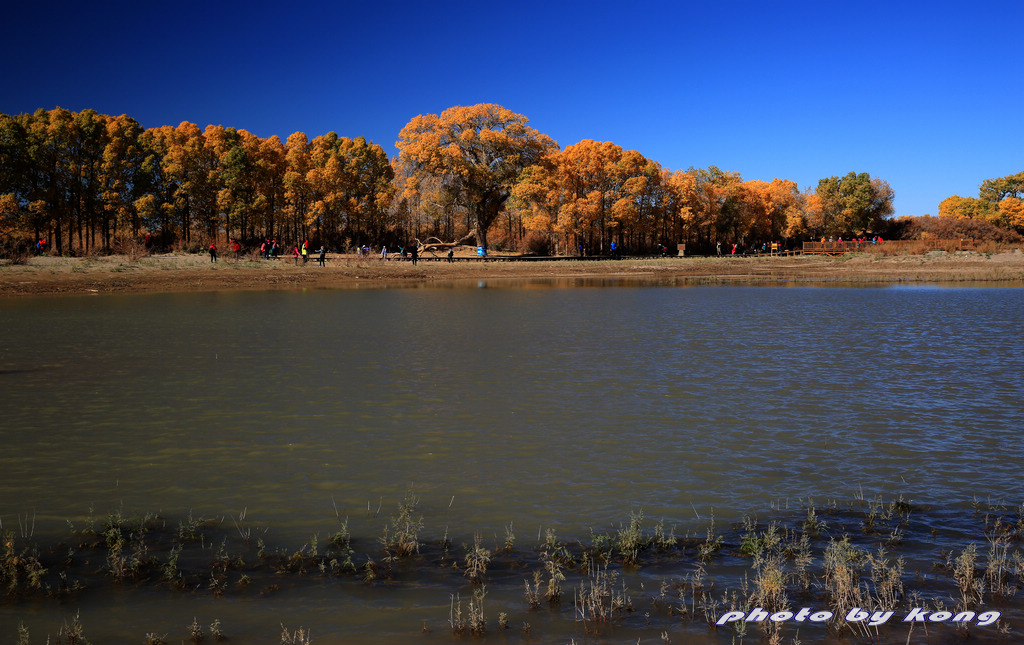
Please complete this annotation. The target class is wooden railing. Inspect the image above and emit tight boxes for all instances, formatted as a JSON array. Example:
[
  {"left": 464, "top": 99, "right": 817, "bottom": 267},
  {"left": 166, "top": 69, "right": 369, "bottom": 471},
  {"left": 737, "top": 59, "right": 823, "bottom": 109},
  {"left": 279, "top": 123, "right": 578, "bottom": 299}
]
[{"left": 802, "top": 239, "right": 976, "bottom": 254}]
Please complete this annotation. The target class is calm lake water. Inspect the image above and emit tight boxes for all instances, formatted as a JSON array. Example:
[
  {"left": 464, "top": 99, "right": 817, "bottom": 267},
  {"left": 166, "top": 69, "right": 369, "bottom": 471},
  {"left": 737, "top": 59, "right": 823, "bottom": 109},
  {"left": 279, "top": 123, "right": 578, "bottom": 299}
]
[{"left": 1, "top": 281, "right": 1022, "bottom": 643}]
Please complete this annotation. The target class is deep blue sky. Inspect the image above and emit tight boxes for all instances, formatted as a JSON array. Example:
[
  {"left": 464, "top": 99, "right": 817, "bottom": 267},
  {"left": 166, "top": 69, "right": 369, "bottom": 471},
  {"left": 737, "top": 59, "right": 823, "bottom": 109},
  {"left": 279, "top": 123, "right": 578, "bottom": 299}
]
[{"left": 3, "top": 0, "right": 1022, "bottom": 216}]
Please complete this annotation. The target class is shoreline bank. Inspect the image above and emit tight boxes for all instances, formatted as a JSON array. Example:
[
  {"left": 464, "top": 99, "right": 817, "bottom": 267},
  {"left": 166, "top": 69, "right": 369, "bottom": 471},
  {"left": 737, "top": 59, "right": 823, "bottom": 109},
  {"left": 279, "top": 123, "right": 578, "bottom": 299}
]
[{"left": 2, "top": 250, "right": 1023, "bottom": 298}]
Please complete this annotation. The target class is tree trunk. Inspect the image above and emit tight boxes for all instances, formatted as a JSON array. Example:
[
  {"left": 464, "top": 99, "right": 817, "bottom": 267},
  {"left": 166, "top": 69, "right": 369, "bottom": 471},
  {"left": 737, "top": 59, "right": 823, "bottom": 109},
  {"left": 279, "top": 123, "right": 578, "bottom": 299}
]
[
  {"left": 472, "top": 221, "right": 488, "bottom": 250},
  {"left": 472, "top": 189, "right": 507, "bottom": 250}
]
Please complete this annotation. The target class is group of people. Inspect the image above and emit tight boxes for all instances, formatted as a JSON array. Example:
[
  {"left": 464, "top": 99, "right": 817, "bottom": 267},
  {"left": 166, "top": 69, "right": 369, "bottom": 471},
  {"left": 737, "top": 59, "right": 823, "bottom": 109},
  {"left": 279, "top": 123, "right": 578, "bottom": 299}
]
[
  {"left": 207, "top": 239, "right": 326, "bottom": 265},
  {"left": 717, "top": 241, "right": 787, "bottom": 256},
  {"left": 207, "top": 239, "right": 241, "bottom": 260},
  {"left": 288, "top": 240, "right": 325, "bottom": 266},
  {"left": 203, "top": 239, "right": 467, "bottom": 265},
  {"left": 259, "top": 239, "right": 281, "bottom": 259},
  {"left": 373, "top": 244, "right": 428, "bottom": 264},
  {"left": 819, "top": 235, "right": 884, "bottom": 247},
  {"left": 348, "top": 243, "right": 440, "bottom": 263}
]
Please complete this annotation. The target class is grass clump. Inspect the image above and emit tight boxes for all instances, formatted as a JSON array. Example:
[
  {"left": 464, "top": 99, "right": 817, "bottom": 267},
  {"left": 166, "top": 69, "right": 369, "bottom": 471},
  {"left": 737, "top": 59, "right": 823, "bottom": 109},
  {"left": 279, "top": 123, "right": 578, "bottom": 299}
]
[
  {"left": 1, "top": 531, "right": 48, "bottom": 597},
  {"left": 449, "top": 587, "right": 487, "bottom": 635},
  {"left": 463, "top": 533, "right": 490, "bottom": 583},
  {"left": 739, "top": 516, "right": 782, "bottom": 558},
  {"left": 616, "top": 509, "right": 651, "bottom": 565},
  {"left": 279, "top": 625, "right": 311, "bottom": 645},
  {"left": 54, "top": 612, "right": 89, "bottom": 645},
  {"left": 574, "top": 566, "right": 631, "bottom": 634},
  {"left": 380, "top": 491, "right": 423, "bottom": 559},
  {"left": 327, "top": 517, "right": 356, "bottom": 572}
]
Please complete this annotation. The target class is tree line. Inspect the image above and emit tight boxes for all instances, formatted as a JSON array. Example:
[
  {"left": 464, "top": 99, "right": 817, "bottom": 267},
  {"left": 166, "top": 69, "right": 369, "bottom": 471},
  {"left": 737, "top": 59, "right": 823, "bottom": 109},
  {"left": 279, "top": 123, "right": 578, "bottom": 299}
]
[
  {"left": 7, "top": 103, "right": 1012, "bottom": 257},
  {"left": 394, "top": 105, "right": 896, "bottom": 255},
  {"left": 938, "top": 172, "right": 1024, "bottom": 232},
  {"left": 0, "top": 108, "right": 394, "bottom": 255}
]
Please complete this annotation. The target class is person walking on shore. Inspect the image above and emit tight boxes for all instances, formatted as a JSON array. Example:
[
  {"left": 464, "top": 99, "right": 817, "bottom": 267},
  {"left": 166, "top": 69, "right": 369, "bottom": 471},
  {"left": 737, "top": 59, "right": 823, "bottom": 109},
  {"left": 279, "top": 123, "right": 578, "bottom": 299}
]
[
  {"left": 380, "top": 245, "right": 388, "bottom": 261},
  {"left": 317, "top": 246, "right": 326, "bottom": 267},
  {"left": 209, "top": 242, "right": 217, "bottom": 263}
]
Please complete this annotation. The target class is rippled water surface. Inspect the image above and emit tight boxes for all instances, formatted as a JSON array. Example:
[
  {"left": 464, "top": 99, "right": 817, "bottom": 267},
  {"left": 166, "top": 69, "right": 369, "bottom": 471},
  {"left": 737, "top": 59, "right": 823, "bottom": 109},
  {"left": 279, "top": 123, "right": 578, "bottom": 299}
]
[{"left": 1, "top": 283, "right": 1022, "bottom": 642}]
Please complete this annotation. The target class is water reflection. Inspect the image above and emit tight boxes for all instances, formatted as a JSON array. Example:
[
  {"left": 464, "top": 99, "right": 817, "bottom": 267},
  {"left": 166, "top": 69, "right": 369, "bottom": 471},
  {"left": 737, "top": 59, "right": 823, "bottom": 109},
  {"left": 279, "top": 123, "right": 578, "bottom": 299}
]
[
  {"left": 2, "top": 286, "right": 1022, "bottom": 530},
  {"left": 382, "top": 276, "right": 1024, "bottom": 290}
]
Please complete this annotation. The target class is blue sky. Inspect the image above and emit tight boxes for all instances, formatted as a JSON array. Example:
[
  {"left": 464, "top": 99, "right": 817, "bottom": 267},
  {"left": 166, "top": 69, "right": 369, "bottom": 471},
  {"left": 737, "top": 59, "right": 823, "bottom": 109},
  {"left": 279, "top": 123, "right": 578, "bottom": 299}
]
[{"left": 3, "top": 0, "right": 1022, "bottom": 217}]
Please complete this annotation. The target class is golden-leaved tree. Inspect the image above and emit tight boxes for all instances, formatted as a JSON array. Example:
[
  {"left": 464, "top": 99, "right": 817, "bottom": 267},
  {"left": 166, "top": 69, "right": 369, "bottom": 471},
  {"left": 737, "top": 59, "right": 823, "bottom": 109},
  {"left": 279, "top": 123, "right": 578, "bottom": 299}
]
[
  {"left": 659, "top": 169, "right": 698, "bottom": 245},
  {"left": 514, "top": 144, "right": 727, "bottom": 254},
  {"left": 283, "top": 132, "right": 314, "bottom": 237},
  {"left": 137, "top": 121, "right": 220, "bottom": 245},
  {"left": 305, "top": 133, "right": 394, "bottom": 245},
  {"left": 938, "top": 195, "right": 998, "bottom": 222},
  {"left": 999, "top": 197, "right": 1024, "bottom": 231},
  {"left": 611, "top": 149, "right": 665, "bottom": 250},
  {"left": 515, "top": 139, "right": 624, "bottom": 253},
  {"left": 735, "top": 179, "right": 803, "bottom": 242},
  {"left": 396, "top": 104, "right": 556, "bottom": 250}
]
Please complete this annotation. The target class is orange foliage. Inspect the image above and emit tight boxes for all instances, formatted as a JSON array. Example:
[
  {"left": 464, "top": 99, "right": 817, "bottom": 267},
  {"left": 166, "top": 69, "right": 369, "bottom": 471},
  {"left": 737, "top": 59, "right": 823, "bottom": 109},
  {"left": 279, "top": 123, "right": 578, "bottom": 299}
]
[{"left": 999, "top": 197, "right": 1024, "bottom": 231}]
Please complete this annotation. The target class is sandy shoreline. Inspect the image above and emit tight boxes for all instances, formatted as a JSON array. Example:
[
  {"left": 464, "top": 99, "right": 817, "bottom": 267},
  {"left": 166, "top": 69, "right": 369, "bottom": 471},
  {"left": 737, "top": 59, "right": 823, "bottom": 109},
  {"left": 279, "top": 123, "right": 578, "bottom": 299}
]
[{"left": 2, "top": 250, "right": 1023, "bottom": 297}]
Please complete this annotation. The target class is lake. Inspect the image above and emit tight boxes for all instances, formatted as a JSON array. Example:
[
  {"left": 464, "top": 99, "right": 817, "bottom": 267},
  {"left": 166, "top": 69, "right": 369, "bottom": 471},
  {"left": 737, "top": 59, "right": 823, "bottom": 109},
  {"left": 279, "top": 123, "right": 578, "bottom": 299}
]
[{"left": 1, "top": 282, "right": 1022, "bottom": 643}]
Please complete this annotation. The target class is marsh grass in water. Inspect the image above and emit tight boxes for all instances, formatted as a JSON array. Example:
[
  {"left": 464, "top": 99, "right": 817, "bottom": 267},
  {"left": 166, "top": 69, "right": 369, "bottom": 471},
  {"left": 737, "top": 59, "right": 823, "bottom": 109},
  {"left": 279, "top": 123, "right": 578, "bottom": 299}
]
[
  {"left": 449, "top": 586, "right": 487, "bottom": 635},
  {"left": 462, "top": 533, "right": 490, "bottom": 583},
  {"left": 4, "top": 494, "right": 1024, "bottom": 642},
  {"left": 279, "top": 625, "right": 311, "bottom": 645},
  {"left": 380, "top": 490, "right": 422, "bottom": 560}
]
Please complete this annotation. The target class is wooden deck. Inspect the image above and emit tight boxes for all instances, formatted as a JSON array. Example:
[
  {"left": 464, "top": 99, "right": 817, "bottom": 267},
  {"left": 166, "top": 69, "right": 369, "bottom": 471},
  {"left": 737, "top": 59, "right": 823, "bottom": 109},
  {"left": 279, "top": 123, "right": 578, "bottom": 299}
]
[
  {"left": 411, "top": 254, "right": 611, "bottom": 262},
  {"left": 273, "top": 253, "right": 622, "bottom": 264},
  {"left": 261, "top": 240, "right": 980, "bottom": 263}
]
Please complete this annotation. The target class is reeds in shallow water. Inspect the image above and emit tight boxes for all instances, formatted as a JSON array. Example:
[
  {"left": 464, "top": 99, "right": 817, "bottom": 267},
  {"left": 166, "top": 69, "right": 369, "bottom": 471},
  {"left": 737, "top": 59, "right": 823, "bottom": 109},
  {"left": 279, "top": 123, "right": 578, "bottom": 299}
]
[{"left": 5, "top": 493, "right": 1024, "bottom": 642}]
